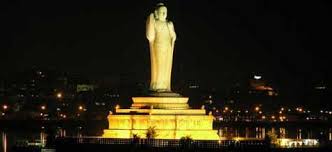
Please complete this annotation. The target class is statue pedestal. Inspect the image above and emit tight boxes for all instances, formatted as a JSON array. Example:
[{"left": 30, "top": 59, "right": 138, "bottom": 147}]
[
  {"left": 131, "top": 97, "right": 189, "bottom": 109},
  {"left": 103, "top": 96, "right": 219, "bottom": 140}
]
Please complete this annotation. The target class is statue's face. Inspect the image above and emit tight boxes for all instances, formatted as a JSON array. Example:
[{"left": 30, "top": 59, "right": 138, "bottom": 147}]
[{"left": 156, "top": 6, "right": 167, "bottom": 21}]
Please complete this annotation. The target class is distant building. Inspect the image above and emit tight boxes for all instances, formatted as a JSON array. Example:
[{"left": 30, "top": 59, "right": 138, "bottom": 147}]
[
  {"left": 76, "top": 84, "right": 95, "bottom": 92},
  {"left": 225, "top": 74, "right": 280, "bottom": 111},
  {"left": 249, "top": 75, "right": 278, "bottom": 97},
  {"left": 313, "top": 81, "right": 327, "bottom": 91}
]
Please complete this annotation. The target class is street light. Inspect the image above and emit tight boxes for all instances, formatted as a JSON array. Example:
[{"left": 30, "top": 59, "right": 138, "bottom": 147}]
[
  {"left": 3, "top": 105, "right": 8, "bottom": 110},
  {"left": 41, "top": 105, "right": 46, "bottom": 110},
  {"left": 224, "top": 107, "right": 229, "bottom": 111},
  {"left": 78, "top": 105, "right": 83, "bottom": 111},
  {"left": 56, "top": 93, "right": 62, "bottom": 98},
  {"left": 255, "top": 106, "right": 260, "bottom": 112}
]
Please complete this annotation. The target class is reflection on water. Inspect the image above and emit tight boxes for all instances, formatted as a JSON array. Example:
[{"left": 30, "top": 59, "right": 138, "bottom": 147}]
[
  {"left": 0, "top": 127, "right": 83, "bottom": 151},
  {"left": 40, "top": 131, "right": 46, "bottom": 146},
  {"left": 2, "top": 132, "right": 6, "bottom": 152},
  {"left": 271, "top": 127, "right": 276, "bottom": 135},
  {"left": 280, "top": 127, "right": 286, "bottom": 138},
  {"left": 218, "top": 126, "right": 329, "bottom": 140},
  {"left": 255, "top": 127, "right": 265, "bottom": 139},
  {"left": 245, "top": 127, "right": 249, "bottom": 138},
  {"left": 297, "top": 129, "right": 302, "bottom": 139},
  {"left": 330, "top": 128, "right": 332, "bottom": 141},
  {"left": 59, "top": 128, "right": 66, "bottom": 137},
  {"left": 1, "top": 126, "right": 331, "bottom": 150}
]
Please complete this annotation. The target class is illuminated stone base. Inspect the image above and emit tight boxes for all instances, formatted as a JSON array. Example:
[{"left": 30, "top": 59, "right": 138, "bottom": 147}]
[
  {"left": 103, "top": 97, "right": 219, "bottom": 140},
  {"left": 103, "top": 129, "right": 219, "bottom": 140}
]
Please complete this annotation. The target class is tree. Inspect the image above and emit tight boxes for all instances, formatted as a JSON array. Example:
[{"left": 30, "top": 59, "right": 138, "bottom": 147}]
[
  {"left": 132, "top": 133, "right": 141, "bottom": 144},
  {"left": 266, "top": 131, "right": 278, "bottom": 147},
  {"left": 131, "top": 133, "right": 141, "bottom": 150},
  {"left": 146, "top": 126, "right": 158, "bottom": 139},
  {"left": 180, "top": 135, "right": 193, "bottom": 150}
]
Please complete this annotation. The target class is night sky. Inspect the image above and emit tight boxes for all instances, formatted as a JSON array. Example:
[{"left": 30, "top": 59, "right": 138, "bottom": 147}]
[{"left": 1, "top": 1, "right": 331, "bottom": 104}]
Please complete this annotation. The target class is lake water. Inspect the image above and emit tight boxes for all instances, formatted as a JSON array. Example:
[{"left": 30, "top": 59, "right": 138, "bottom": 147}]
[{"left": 1, "top": 123, "right": 332, "bottom": 152}]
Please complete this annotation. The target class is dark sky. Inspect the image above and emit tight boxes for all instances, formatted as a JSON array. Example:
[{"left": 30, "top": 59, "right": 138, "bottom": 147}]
[{"left": 1, "top": 1, "right": 331, "bottom": 101}]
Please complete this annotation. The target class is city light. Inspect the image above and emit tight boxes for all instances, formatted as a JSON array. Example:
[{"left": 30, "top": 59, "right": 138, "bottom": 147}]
[
  {"left": 296, "top": 107, "right": 303, "bottom": 112},
  {"left": 56, "top": 93, "right": 62, "bottom": 98},
  {"left": 279, "top": 116, "right": 284, "bottom": 121},
  {"left": 3, "top": 105, "right": 8, "bottom": 110},
  {"left": 255, "top": 106, "right": 260, "bottom": 112},
  {"left": 224, "top": 107, "right": 229, "bottom": 111},
  {"left": 254, "top": 75, "right": 262, "bottom": 80},
  {"left": 60, "top": 114, "right": 66, "bottom": 118},
  {"left": 79, "top": 105, "right": 84, "bottom": 111},
  {"left": 41, "top": 105, "right": 46, "bottom": 110}
]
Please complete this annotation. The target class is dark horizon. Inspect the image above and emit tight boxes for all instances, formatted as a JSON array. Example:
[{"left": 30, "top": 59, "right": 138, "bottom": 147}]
[{"left": 1, "top": 1, "right": 331, "bottom": 105}]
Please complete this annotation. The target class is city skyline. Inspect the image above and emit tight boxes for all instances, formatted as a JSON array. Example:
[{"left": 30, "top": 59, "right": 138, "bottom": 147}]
[{"left": 1, "top": 1, "right": 331, "bottom": 104}]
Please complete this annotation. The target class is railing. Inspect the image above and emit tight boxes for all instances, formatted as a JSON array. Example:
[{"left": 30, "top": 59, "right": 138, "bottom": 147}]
[{"left": 55, "top": 137, "right": 268, "bottom": 149}]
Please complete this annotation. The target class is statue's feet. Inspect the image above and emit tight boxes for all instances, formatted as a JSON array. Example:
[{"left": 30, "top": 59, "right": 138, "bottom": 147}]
[
  {"left": 155, "top": 89, "right": 171, "bottom": 93},
  {"left": 148, "top": 90, "right": 181, "bottom": 97}
]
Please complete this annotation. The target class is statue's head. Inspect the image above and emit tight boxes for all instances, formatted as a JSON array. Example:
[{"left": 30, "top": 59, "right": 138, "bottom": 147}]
[{"left": 154, "top": 3, "right": 167, "bottom": 21}]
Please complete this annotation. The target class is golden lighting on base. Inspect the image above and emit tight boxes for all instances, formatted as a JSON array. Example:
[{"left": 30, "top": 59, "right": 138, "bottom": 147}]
[{"left": 103, "top": 97, "right": 219, "bottom": 140}]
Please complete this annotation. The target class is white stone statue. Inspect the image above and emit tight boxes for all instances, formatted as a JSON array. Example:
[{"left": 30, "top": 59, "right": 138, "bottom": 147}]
[{"left": 146, "top": 3, "right": 176, "bottom": 93}]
